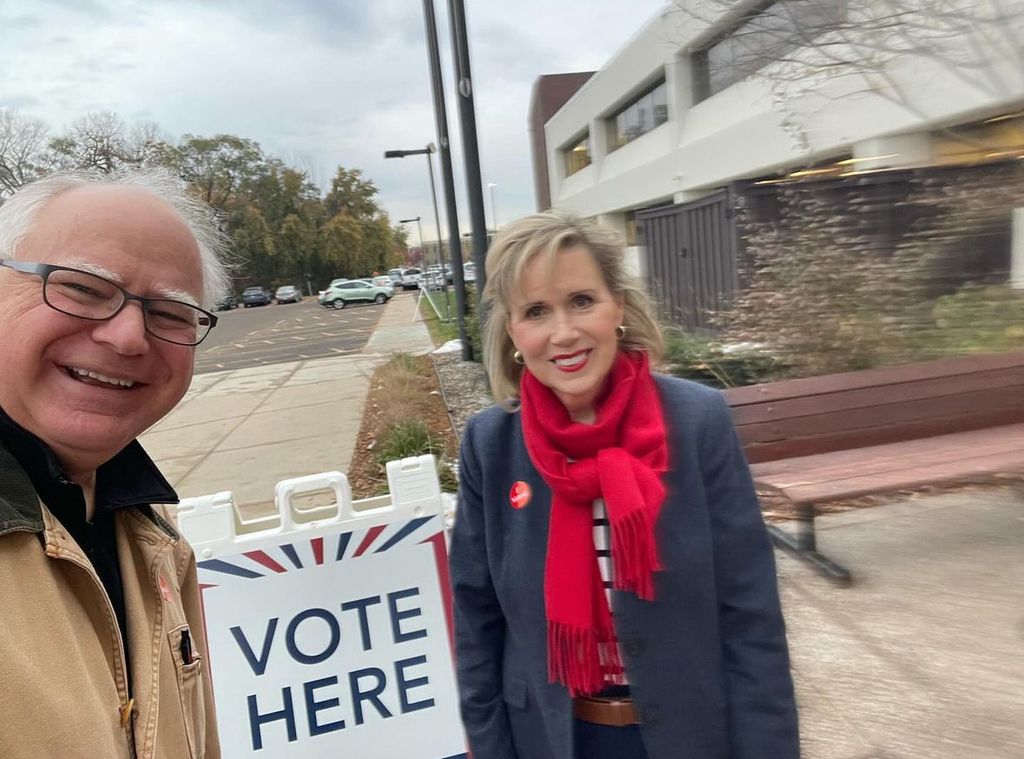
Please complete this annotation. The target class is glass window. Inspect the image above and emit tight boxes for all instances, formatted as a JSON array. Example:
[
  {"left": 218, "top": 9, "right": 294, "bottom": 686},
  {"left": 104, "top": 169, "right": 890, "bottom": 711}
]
[
  {"left": 563, "top": 132, "right": 591, "bottom": 177},
  {"left": 609, "top": 79, "right": 668, "bottom": 150},
  {"left": 693, "top": 0, "right": 844, "bottom": 102}
]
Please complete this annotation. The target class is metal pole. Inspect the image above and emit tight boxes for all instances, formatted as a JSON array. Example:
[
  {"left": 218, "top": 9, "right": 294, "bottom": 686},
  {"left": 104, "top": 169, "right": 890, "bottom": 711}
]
[
  {"left": 447, "top": 0, "right": 488, "bottom": 299},
  {"left": 488, "top": 182, "right": 498, "bottom": 235},
  {"left": 422, "top": 0, "right": 471, "bottom": 360},
  {"left": 414, "top": 217, "right": 425, "bottom": 266},
  {"left": 424, "top": 149, "right": 450, "bottom": 321}
]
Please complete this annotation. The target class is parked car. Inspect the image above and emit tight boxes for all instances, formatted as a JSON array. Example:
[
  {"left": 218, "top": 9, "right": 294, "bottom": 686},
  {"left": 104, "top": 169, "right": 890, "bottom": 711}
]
[
  {"left": 275, "top": 285, "right": 303, "bottom": 304},
  {"left": 320, "top": 279, "right": 393, "bottom": 309},
  {"left": 424, "top": 267, "right": 446, "bottom": 290},
  {"left": 241, "top": 286, "right": 272, "bottom": 307},
  {"left": 388, "top": 267, "right": 422, "bottom": 290},
  {"left": 371, "top": 275, "right": 395, "bottom": 296},
  {"left": 464, "top": 262, "right": 477, "bottom": 284},
  {"left": 214, "top": 292, "right": 238, "bottom": 311}
]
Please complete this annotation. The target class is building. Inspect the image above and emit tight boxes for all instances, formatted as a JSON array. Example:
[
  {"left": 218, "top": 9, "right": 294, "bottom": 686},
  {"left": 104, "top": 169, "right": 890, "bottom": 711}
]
[{"left": 530, "top": 0, "right": 1024, "bottom": 328}]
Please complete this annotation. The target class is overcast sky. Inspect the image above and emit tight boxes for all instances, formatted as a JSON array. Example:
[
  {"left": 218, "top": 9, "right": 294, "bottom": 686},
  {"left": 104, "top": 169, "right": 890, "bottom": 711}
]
[{"left": 0, "top": 0, "right": 668, "bottom": 243}]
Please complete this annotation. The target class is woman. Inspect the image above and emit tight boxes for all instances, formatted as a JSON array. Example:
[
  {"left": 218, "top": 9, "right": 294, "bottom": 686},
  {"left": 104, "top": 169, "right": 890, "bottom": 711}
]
[{"left": 449, "top": 211, "right": 799, "bottom": 759}]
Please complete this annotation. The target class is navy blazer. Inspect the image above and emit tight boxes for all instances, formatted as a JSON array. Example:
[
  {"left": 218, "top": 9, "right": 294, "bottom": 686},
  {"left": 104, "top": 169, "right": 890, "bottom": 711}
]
[{"left": 449, "top": 375, "right": 800, "bottom": 759}]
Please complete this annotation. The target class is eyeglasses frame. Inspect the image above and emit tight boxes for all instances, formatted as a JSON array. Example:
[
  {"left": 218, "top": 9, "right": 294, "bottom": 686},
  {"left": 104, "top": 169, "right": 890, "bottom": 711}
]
[{"left": 0, "top": 259, "right": 218, "bottom": 346}]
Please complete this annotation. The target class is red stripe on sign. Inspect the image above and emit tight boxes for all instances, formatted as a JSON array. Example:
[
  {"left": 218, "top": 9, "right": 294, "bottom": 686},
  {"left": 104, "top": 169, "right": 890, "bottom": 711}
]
[
  {"left": 353, "top": 525, "right": 386, "bottom": 557},
  {"left": 243, "top": 550, "right": 288, "bottom": 573},
  {"left": 422, "top": 532, "right": 455, "bottom": 654},
  {"left": 312, "top": 537, "right": 324, "bottom": 565}
]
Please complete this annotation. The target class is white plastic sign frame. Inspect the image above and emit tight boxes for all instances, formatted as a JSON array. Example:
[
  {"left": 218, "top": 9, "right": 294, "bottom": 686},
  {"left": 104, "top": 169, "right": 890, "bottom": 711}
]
[{"left": 174, "top": 455, "right": 468, "bottom": 759}]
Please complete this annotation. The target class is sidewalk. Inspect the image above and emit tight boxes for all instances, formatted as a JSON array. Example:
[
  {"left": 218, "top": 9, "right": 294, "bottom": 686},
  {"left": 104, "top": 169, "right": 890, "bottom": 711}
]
[
  {"left": 144, "top": 298, "right": 1024, "bottom": 757},
  {"left": 139, "top": 293, "right": 433, "bottom": 507}
]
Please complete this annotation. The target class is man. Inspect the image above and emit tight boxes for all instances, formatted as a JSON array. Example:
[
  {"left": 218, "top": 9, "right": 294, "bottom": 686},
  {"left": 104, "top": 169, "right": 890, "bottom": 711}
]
[{"left": 0, "top": 169, "right": 226, "bottom": 758}]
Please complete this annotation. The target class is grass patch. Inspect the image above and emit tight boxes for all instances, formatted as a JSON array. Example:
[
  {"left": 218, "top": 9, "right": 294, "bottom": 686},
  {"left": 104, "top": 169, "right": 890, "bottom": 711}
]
[
  {"left": 418, "top": 286, "right": 483, "bottom": 360},
  {"left": 347, "top": 352, "right": 460, "bottom": 497},
  {"left": 419, "top": 292, "right": 459, "bottom": 346}
]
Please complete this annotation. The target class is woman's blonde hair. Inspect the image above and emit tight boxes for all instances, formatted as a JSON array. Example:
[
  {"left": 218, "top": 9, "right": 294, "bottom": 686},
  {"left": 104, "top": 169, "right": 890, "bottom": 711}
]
[{"left": 482, "top": 210, "right": 663, "bottom": 407}]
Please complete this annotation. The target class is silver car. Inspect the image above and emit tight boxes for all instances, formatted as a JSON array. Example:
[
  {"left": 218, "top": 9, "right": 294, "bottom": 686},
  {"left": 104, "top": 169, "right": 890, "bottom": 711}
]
[
  {"left": 274, "top": 285, "right": 303, "bottom": 304},
  {"left": 320, "top": 279, "right": 392, "bottom": 309}
]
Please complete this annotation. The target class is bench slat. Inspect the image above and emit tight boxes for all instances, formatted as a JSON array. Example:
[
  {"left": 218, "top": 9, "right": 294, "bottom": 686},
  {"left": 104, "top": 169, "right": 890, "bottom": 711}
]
[
  {"left": 729, "top": 366, "right": 1024, "bottom": 427},
  {"left": 725, "top": 353, "right": 1024, "bottom": 407},
  {"left": 758, "top": 451, "right": 1024, "bottom": 504},
  {"left": 750, "top": 424, "right": 1024, "bottom": 483},
  {"left": 740, "top": 403, "right": 1024, "bottom": 464}
]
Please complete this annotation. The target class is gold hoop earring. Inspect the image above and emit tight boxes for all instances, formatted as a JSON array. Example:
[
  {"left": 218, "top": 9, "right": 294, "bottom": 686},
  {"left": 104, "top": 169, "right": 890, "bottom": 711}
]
[
  {"left": 513, "top": 350, "right": 525, "bottom": 365},
  {"left": 616, "top": 324, "right": 627, "bottom": 340}
]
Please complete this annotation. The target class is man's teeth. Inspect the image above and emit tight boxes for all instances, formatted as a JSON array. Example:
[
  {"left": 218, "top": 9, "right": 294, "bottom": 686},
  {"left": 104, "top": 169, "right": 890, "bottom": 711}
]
[
  {"left": 69, "top": 367, "right": 135, "bottom": 388},
  {"left": 554, "top": 353, "right": 587, "bottom": 367}
]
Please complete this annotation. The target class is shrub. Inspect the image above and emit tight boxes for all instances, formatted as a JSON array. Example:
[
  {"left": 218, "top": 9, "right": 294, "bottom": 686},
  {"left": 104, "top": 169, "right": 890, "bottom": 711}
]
[{"left": 661, "top": 329, "right": 784, "bottom": 388}]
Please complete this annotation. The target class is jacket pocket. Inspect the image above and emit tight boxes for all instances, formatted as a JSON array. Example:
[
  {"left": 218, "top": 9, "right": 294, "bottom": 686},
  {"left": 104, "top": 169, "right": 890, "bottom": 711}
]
[{"left": 168, "top": 624, "right": 207, "bottom": 759}]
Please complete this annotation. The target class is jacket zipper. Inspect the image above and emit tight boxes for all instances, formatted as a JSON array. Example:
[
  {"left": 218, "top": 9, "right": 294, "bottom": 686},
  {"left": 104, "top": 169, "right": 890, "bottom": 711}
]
[{"left": 48, "top": 546, "right": 137, "bottom": 758}]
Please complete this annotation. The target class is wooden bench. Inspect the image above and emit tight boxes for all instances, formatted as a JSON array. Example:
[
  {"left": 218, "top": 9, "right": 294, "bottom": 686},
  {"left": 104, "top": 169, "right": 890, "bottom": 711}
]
[{"left": 723, "top": 353, "right": 1024, "bottom": 585}]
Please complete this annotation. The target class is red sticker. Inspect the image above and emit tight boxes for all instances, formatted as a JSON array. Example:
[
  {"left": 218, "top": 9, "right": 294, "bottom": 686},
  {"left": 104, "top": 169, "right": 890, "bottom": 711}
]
[
  {"left": 509, "top": 481, "right": 532, "bottom": 510},
  {"left": 158, "top": 576, "right": 172, "bottom": 603}
]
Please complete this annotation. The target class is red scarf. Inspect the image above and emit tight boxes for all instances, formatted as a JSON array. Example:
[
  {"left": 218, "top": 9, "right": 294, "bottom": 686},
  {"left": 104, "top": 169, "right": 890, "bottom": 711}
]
[{"left": 519, "top": 350, "right": 668, "bottom": 696}]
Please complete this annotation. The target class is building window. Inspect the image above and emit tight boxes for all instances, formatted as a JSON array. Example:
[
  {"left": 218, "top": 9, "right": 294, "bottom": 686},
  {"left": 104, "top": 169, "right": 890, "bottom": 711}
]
[
  {"left": 563, "top": 132, "right": 591, "bottom": 177},
  {"left": 609, "top": 79, "right": 668, "bottom": 150},
  {"left": 692, "top": 0, "right": 844, "bottom": 102}
]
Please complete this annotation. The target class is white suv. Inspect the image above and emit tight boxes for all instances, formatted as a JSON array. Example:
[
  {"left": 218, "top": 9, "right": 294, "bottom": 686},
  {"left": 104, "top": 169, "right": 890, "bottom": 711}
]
[{"left": 390, "top": 267, "right": 421, "bottom": 290}]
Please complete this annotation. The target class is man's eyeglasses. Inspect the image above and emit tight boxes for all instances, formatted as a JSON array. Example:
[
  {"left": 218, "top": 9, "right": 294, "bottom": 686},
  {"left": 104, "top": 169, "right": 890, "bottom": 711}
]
[{"left": 0, "top": 260, "right": 218, "bottom": 346}]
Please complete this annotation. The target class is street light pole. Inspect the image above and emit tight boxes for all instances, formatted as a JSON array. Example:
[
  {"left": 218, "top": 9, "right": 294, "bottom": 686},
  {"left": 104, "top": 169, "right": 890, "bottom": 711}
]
[
  {"left": 420, "top": 0, "right": 471, "bottom": 361},
  {"left": 386, "top": 145, "right": 451, "bottom": 320},
  {"left": 487, "top": 182, "right": 498, "bottom": 236},
  {"left": 398, "top": 216, "right": 425, "bottom": 263},
  {"left": 447, "top": 0, "right": 488, "bottom": 300},
  {"left": 399, "top": 215, "right": 450, "bottom": 323}
]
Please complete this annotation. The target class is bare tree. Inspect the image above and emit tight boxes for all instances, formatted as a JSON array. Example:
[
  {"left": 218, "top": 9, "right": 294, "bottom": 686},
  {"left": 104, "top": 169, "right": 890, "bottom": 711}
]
[
  {"left": 675, "top": 0, "right": 1024, "bottom": 150},
  {"left": 0, "top": 109, "right": 50, "bottom": 197}
]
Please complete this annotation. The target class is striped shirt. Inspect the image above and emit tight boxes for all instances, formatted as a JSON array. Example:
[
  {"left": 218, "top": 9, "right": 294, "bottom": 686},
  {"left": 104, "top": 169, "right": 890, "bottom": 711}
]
[{"left": 593, "top": 498, "right": 629, "bottom": 683}]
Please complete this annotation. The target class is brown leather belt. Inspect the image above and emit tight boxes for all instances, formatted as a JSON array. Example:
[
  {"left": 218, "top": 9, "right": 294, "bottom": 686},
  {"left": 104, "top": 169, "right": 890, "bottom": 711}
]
[{"left": 572, "top": 695, "right": 640, "bottom": 726}]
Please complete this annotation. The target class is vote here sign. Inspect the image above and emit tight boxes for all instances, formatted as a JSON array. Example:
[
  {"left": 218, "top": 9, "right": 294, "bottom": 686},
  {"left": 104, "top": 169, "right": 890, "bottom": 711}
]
[{"left": 196, "top": 514, "right": 467, "bottom": 759}]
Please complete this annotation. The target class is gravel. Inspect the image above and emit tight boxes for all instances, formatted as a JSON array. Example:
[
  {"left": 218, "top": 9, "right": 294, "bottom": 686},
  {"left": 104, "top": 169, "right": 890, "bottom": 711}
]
[{"left": 430, "top": 350, "right": 493, "bottom": 440}]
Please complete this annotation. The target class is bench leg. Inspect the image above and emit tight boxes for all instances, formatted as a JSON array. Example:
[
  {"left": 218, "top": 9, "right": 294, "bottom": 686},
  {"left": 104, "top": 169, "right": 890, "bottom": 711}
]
[{"left": 767, "top": 503, "right": 852, "bottom": 586}]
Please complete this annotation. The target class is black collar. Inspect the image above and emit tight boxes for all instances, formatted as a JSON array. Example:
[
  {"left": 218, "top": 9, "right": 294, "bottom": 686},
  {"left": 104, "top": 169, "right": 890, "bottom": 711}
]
[{"left": 0, "top": 406, "right": 178, "bottom": 513}]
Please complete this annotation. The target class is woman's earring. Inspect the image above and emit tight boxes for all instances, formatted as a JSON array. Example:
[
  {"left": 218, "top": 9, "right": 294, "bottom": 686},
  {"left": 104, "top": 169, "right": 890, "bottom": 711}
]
[
  {"left": 616, "top": 324, "right": 627, "bottom": 340},
  {"left": 513, "top": 350, "right": 525, "bottom": 365}
]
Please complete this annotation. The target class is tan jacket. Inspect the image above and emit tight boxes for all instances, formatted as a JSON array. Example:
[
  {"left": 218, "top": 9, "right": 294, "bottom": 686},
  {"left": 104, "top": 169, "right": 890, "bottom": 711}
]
[{"left": 0, "top": 448, "right": 220, "bottom": 759}]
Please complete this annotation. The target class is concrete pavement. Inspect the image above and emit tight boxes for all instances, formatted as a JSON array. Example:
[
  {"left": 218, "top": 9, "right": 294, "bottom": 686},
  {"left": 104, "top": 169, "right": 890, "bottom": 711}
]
[
  {"left": 140, "top": 292, "right": 433, "bottom": 508},
  {"left": 143, "top": 294, "right": 1024, "bottom": 757}
]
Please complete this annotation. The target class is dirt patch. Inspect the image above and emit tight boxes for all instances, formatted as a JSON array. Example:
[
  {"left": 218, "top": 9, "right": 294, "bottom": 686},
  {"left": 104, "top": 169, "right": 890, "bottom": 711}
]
[{"left": 347, "top": 354, "right": 459, "bottom": 498}]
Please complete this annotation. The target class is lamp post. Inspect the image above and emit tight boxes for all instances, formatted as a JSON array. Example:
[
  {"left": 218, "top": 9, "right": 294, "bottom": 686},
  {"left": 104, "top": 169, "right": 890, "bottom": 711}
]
[
  {"left": 487, "top": 182, "right": 498, "bottom": 236},
  {"left": 399, "top": 215, "right": 450, "bottom": 322},
  {"left": 398, "top": 216, "right": 425, "bottom": 263},
  {"left": 385, "top": 145, "right": 454, "bottom": 322}
]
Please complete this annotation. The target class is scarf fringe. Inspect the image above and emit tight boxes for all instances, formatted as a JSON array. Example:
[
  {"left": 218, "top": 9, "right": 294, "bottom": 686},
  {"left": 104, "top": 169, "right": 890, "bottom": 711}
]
[
  {"left": 547, "top": 621, "right": 624, "bottom": 697},
  {"left": 611, "top": 506, "right": 659, "bottom": 600}
]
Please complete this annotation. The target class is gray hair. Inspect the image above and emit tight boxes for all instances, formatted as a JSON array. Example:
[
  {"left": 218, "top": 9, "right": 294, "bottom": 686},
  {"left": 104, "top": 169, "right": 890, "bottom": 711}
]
[
  {"left": 482, "top": 210, "right": 664, "bottom": 407},
  {"left": 0, "top": 167, "right": 231, "bottom": 308}
]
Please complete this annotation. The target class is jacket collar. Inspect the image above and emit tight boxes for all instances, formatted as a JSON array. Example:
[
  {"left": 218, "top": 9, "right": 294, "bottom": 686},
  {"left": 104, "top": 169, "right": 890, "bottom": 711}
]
[{"left": 0, "top": 407, "right": 179, "bottom": 536}]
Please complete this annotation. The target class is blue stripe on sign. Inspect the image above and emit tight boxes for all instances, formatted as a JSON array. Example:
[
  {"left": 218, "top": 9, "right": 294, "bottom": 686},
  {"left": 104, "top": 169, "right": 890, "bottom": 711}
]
[
  {"left": 280, "top": 543, "right": 303, "bottom": 569},
  {"left": 197, "top": 559, "right": 262, "bottom": 579},
  {"left": 439, "top": 755, "right": 469, "bottom": 759},
  {"left": 335, "top": 531, "right": 353, "bottom": 561},
  {"left": 375, "top": 516, "right": 434, "bottom": 553}
]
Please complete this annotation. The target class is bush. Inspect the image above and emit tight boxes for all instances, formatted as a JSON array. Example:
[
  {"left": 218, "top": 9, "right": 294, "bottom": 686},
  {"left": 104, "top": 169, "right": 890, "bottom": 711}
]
[
  {"left": 921, "top": 285, "right": 1024, "bottom": 355},
  {"left": 661, "top": 329, "right": 784, "bottom": 388}
]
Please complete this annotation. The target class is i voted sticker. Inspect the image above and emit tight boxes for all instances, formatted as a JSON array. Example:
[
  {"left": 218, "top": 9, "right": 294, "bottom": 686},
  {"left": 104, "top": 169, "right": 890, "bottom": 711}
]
[{"left": 509, "top": 480, "right": 532, "bottom": 509}]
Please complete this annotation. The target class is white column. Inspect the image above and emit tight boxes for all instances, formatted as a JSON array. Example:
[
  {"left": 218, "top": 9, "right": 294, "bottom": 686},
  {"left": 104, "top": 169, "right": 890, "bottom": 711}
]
[{"left": 1012, "top": 207, "right": 1024, "bottom": 290}]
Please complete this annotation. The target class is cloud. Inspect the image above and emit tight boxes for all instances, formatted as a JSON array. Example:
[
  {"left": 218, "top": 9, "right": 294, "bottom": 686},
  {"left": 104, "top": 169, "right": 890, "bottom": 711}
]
[{"left": 0, "top": 0, "right": 669, "bottom": 236}]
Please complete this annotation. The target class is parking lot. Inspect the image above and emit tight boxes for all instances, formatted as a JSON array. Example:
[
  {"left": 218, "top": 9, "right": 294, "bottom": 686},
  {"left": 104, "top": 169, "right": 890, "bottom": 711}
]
[{"left": 195, "top": 295, "right": 396, "bottom": 374}]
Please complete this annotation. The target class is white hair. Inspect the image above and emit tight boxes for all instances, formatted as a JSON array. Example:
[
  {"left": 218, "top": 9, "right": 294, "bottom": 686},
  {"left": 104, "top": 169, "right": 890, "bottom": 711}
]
[{"left": 0, "top": 167, "right": 231, "bottom": 308}]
